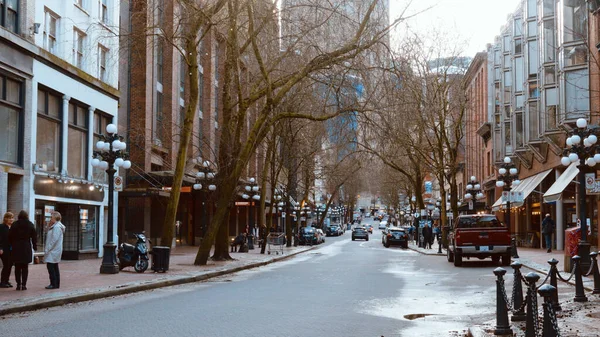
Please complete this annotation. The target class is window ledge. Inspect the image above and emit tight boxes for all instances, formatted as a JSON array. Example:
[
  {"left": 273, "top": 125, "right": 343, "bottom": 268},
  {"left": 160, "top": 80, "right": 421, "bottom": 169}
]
[
  {"left": 74, "top": 4, "right": 90, "bottom": 17},
  {"left": 152, "top": 144, "right": 169, "bottom": 154}
]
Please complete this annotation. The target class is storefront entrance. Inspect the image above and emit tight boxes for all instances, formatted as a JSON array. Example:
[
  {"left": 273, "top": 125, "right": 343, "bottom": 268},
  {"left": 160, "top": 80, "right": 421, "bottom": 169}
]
[{"left": 35, "top": 201, "right": 99, "bottom": 260}]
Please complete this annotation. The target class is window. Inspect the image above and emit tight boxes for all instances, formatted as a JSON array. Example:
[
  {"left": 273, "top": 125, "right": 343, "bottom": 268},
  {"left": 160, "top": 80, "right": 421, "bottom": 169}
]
[
  {"left": 503, "top": 35, "right": 510, "bottom": 52},
  {"left": 67, "top": 102, "right": 88, "bottom": 178},
  {"left": 564, "top": 45, "right": 587, "bottom": 67},
  {"left": 543, "top": 20, "right": 556, "bottom": 63},
  {"left": 564, "top": 0, "right": 587, "bottom": 42},
  {"left": 214, "top": 85, "right": 218, "bottom": 123},
  {"left": 504, "top": 121, "right": 512, "bottom": 153},
  {"left": 565, "top": 69, "right": 590, "bottom": 115},
  {"left": 153, "top": 91, "right": 163, "bottom": 145},
  {"left": 93, "top": 111, "right": 111, "bottom": 182},
  {"left": 156, "top": 38, "right": 163, "bottom": 84},
  {"left": 75, "top": 0, "right": 83, "bottom": 6},
  {"left": 516, "top": 112, "right": 524, "bottom": 148},
  {"left": 545, "top": 88, "right": 559, "bottom": 130},
  {"left": 528, "top": 40, "right": 538, "bottom": 76},
  {"left": 514, "top": 38, "right": 522, "bottom": 54},
  {"left": 516, "top": 95, "right": 525, "bottom": 109},
  {"left": 528, "top": 101, "right": 539, "bottom": 140},
  {"left": 544, "top": 66, "right": 556, "bottom": 85},
  {"left": 514, "top": 18, "right": 522, "bottom": 36},
  {"left": 503, "top": 70, "right": 512, "bottom": 102},
  {"left": 37, "top": 89, "right": 62, "bottom": 172},
  {"left": 179, "top": 55, "right": 186, "bottom": 95},
  {"left": 543, "top": 0, "right": 554, "bottom": 16},
  {"left": 0, "top": 74, "right": 22, "bottom": 165},
  {"left": 528, "top": 20, "right": 537, "bottom": 37},
  {"left": 529, "top": 81, "right": 539, "bottom": 98},
  {"left": 44, "top": 10, "right": 58, "bottom": 54},
  {"left": 157, "top": 0, "right": 164, "bottom": 26},
  {"left": 515, "top": 57, "right": 524, "bottom": 92},
  {"left": 73, "top": 29, "right": 85, "bottom": 68},
  {"left": 0, "top": 0, "right": 19, "bottom": 33},
  {"left": 527, "top": 0, "right": 537, "bottom": 18},
  {"left": 98, "top": 45, "right": 107, "bottom": 82},
  {"left": 494, "top": 49, "right": 501, "bottom": 65},
  {"left": 198, "top": 70, "right": 204, "bottom": 112},
  {"left": 503, "top": 55, "right": 511, "bottom": 69},
  {"left": 100, "top": 0, "right": 108, "bottom": 24}
]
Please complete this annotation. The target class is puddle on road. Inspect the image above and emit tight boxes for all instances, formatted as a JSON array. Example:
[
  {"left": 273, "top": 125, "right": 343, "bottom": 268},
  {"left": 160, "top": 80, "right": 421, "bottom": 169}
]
[{"left": 404, "top": 313, "right": 436, "bottom": 320}]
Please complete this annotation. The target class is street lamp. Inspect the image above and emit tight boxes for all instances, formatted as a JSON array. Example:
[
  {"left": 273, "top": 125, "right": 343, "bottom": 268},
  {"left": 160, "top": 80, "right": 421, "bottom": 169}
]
[
  {"left": 315, "top": 205, "right": 325, "bottom": 228},
  {"left": 496, "top": 156, "right": 521, "bottom": 259},
  {"left": 302, "top": 205, "right": 311, "bottom": 226},
  {"left": 293, "top": 205, "right": 301, "bottom": 246},
  {"left": 91, "top": 123, "right": 131, "bottom": 274},
  {"left": 464, "top": 175, "right": 485, "bottom": 214},
  {"left": 242, "top": 177, "right": 260, "bottom": 250},
  {"left": 193, "top": 160, "right": 217, "bottom": 240},
  {"left": 274, "top": 189, "right": 284, "bottom": 232},
  {"left": 561, "top": 117, "right": 597, "bottom": 270}
]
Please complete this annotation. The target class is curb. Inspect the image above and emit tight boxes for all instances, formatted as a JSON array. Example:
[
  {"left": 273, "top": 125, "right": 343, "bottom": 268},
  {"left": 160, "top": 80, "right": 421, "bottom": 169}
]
[
  {"left": 0, "top": 247, "right": 316, "bottom": 317},
  {"left": 468, "top": 326, "right": 490, "bottom": 337}
]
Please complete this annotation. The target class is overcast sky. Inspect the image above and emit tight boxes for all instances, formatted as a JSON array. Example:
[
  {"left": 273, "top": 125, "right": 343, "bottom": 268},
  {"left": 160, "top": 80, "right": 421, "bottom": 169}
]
[{"left": 390, "top": 0, "right": 522, "bottom": 57}]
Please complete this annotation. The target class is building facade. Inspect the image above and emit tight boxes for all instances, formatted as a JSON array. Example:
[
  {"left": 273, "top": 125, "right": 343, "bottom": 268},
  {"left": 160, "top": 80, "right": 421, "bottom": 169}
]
[
  {"left": 486, "top": 0, "right": 597, "bottom": 251},
  {"left": 0, "top": 0, "right": 121, "bottom": 259}
]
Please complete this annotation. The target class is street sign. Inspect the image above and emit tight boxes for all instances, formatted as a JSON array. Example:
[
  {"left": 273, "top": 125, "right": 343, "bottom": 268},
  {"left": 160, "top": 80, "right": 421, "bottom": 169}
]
[
  {"left": 468, "top": 201, "right": 473, "bottom": 210},
  {"left": 501, "top": 191, "right": 524, "bottom": 202},
  {"left": 114, "top": 176, "right": 123, "bottom": 191}
]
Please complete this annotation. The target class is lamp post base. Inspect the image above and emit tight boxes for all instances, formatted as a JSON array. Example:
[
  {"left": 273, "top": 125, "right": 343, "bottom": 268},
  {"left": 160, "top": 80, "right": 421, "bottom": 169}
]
[
  {"left": 578, "top": 242, "right": 591, "bottom": 272},
  {"left": 100, "top": 243, "right": 119, "bottom": 274}
]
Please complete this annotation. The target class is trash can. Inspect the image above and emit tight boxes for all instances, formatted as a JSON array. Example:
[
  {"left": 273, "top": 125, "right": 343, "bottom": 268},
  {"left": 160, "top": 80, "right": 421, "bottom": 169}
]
[{"left": 151, "top": 246, "right": 170, "bottom": 273}]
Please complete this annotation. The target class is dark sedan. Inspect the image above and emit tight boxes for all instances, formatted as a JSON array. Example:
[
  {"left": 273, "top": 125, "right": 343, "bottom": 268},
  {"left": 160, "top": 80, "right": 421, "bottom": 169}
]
[
  {"left": 326, "top": 225, "right": 341, "bottom": 236},
  {"left": 298, "top": 227, "right": 320, "bottom": 245},
  {"left": 382, "top": 227, "right": 408, "bottom": 248},
  {"left": 352, "top": 227, "right": 369, "bottom": 241}
]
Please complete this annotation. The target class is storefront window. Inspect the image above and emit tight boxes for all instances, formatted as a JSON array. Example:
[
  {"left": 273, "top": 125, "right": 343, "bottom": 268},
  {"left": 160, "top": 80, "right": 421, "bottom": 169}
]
[
  {"left": 80, "top": 207, "right": 98, "bottom": 250},
  {"left": 37, "top": 89, "right": 62, "bottom": 172}
]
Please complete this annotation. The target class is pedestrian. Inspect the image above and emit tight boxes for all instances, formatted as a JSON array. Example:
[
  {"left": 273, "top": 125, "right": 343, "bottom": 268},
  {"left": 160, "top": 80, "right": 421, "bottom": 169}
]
[
  {"left": 541, "top": 213, "right": 555, "bottom": 253},
  {"left": 0, "top": 212, "right": 15, "bottom": 288},
  {"left": 44, "top": 211, "right": 65, "bottom": 289},
  {"left": 8, "top": 210, "right": 37, "bottom": 291},
  {"left": 422, "top": 224, "right": 432, "bottom": 249}
]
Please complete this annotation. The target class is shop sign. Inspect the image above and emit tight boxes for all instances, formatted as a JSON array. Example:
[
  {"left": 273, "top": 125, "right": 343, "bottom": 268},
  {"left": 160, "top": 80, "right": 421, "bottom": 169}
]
[
  {"left": 114, "top": 176, "right": 123, "bottom": 191},
  {"left": 501, "top": 191, "right": 524, "bottom": 203}
]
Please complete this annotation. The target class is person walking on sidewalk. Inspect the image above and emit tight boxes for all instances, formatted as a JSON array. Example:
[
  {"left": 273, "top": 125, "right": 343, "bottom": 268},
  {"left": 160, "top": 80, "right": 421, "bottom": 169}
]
[
  {"left": 8, "top": 210, "right": 37, "bottom": 291},
  {"left": 541, "top": 213, "right": 555, "bottom": 253},
  {"left": 422, "top": 224, "right": 432, "bottom": 249},
  {"left": 44, "top": 211, "right": 65, "bottom": 289},
  {"left": 0, "top": 212, "right": 15, "bottom": 288}
]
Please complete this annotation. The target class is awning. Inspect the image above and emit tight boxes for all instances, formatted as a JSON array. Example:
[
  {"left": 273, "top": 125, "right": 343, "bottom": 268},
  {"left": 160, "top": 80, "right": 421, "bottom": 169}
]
[
  {"left": 543, "top": 163, "right": 579, "bottom": 203},
  {"left": 491, "top": 169, "right": 552, "bottom": 211}
]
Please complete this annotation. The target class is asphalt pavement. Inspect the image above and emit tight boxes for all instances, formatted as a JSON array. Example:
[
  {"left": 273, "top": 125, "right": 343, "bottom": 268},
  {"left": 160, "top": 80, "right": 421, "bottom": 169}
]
[{"left": 0, "top": 222, "right": 599, "bottom": 337}]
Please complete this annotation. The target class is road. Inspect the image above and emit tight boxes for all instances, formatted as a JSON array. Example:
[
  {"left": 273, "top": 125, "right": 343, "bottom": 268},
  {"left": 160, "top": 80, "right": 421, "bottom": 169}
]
[{"left": 1, "top": 222, "right": 502, "bottom": 337}]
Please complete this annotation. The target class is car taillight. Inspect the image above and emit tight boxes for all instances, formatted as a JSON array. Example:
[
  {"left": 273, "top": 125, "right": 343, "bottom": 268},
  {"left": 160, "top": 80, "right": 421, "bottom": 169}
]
[{"left": 387, "top": 234, "right": 392, "bottom": 237}]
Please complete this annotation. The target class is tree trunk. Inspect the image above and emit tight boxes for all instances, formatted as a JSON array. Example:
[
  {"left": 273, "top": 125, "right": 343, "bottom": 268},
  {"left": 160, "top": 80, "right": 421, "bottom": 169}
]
[
  {"left": 211, "top": 210, "right": 232, "bottom": 260},
  {"left": 160, "top": 31, "right": 200, "bottom": 247}
]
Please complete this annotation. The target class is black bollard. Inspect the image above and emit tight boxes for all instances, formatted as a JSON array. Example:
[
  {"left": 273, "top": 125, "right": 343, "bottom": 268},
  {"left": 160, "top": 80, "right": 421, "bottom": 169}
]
[
  {"left": 546, "top": 258, "right": 562, "bottom": 311},
  {"left": 572, "top": 255, "right": 588, "bottom": 302},
  {"left": 493, "top": 267, "right": 512, "bottom": 336},
  {"left": 437, "top": 233, "right": 442, "bottom": 254},
  {"left": 510, "top": 261, "right": 526, "bottom": 322},
  {"left": 589, "top": 252, "right": 600, "bottom": 294},
  {"left": 538, "top": 284, "right": 560, "bottom": 337},
  {"left": 525, "top": 272, "right": 540, "bottom": 337},
  {"left": 511, "top": 237, "right": 520, "bottom": 258}
]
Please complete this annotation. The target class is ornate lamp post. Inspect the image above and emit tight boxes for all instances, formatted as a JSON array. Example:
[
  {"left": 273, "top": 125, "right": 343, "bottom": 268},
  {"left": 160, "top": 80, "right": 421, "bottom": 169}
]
[
  {"left": 242, "top": 177, "right": 260, "bottom": 250},
  {"left": 293, "top": 205, "right": 301, "bottom": 246},
  {"left": 91, "top": 123, "right": 131, "bottom": 274},
  {"left": 302, "top": 205, "right": 311, "bottom": 226},
  {"left": 561, "top": 118, "right": 598, "bottom": 270},
  {"left": 193, "top": 160, "right": 217, "bottom": 240},
  {"left": 315, "top": 205, "right": 325, "bottom": 228},
  {"left": 496, "top": 156, "right": 521, "bottom": 259},
  {"left": 274, "top": 189, "right": 284, "bottom": 232},
  {"left": 464, "top": 176, "right": 485, "bottom": 214}
]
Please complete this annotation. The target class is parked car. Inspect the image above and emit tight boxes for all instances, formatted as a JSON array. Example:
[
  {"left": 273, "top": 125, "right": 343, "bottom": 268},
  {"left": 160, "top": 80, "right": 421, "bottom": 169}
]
[
  {"left": 298, "top": 227, "right": 321, "bottom": 245},
  {"left": 378, "top": 220, "right": 388, "bottom": 230},
  {"left": 326, "top": 225, "right": 341, "bottom": 236},
  {"left": 447, "top": 214, "right": 511, "bottom": 267},
  {"left": 352, "top": 227, "right": 369, "bottom": 241},
  {"left": 382, "top": 227, "right": 408, "bottom": 248},
  {"left": 365, "top": 224, "right": 373, "bottom": 233}
]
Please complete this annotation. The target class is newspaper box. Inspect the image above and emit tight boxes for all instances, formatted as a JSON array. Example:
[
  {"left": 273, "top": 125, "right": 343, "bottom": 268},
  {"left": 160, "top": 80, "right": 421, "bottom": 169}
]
[{"left": 564, "top": 227, "right": 581, "bottom": 272}]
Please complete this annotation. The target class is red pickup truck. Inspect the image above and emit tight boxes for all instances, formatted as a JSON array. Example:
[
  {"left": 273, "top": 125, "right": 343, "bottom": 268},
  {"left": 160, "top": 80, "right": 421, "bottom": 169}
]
[{"left": 447, "top": 214, "right": 511, "bottom": 267}]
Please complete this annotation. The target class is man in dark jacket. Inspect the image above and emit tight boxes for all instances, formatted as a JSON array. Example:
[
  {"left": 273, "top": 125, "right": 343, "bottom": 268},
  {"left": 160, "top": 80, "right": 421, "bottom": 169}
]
[
  {"left": 422, "top": 224, "right": 432, "bottom": 249},
  {"left": 8, "top": 210, "right": 37, "bottom": 290},
  {"left": 541, "top": 213, "right": 555, "bottom": 253}
]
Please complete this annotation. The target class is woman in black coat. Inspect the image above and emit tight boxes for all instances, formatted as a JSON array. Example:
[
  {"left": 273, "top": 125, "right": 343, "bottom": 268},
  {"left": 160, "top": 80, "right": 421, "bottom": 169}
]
[{"left": 8, "top": 210, "right": 37, "bottom": 290}]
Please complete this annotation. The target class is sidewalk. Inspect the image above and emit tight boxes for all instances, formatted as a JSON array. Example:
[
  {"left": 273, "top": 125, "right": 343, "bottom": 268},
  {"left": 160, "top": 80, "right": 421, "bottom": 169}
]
[
  {"left": 0, "top": 244, "right": 314, "bottom": 316},
  {"left": 407, "top": 241, "right": 600, "bottom": 337}
]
